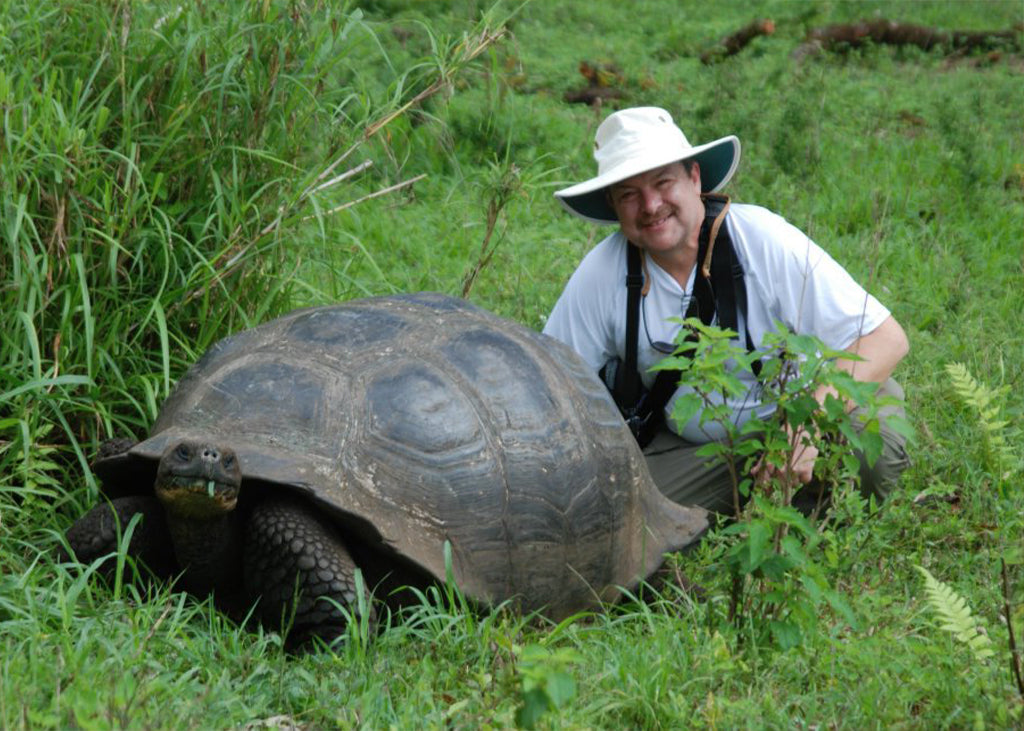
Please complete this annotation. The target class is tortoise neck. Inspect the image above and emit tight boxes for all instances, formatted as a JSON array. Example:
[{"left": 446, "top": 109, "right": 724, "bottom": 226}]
[{"left": 166, "top": 513, "right": 243, "bottom": 596}]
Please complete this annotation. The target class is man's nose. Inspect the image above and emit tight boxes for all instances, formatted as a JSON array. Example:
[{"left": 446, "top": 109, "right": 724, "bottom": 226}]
[{"left": 639, "top": 187, "right": 661, "bottom": 212}]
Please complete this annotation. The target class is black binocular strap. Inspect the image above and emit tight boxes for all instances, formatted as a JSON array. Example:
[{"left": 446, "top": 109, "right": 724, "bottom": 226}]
[{"left": 622, "top": 243, "right": 645, "bottom": 406}]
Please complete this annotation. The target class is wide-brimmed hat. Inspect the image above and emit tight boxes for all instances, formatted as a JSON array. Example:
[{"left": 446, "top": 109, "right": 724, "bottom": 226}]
[{"left": 555, "top": 107, "right": 740, "bottom": 225}]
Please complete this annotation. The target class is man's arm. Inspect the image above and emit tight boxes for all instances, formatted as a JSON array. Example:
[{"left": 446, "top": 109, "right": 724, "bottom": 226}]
[
  {"left": 542, "top": 235, "right": 625, "bottom": 371},
  {"left": 828, "top": 314, "right": 909, "bottom": 387},
  {"left": 760, "top": 314, "right": 910, "bottom": 485}
]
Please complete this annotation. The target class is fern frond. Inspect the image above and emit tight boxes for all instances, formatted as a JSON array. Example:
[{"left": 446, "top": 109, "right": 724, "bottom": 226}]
[
  {"left": 946, "top": 363, "right": 1003, "bottom": 409},
  {"left": 916, "top": 566, "right": 995, "bottom": 660},
  {"left": 945, "top": 362, "right": 1019, "bottom": 481}
]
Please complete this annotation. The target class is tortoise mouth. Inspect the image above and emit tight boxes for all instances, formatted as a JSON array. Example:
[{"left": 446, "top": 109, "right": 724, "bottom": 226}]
[
  {"left": 151, "top": 439, "right": 243, "bottom": 518},
  {"left": 156, "top": 475, "right": 240, "bottom": 513}
]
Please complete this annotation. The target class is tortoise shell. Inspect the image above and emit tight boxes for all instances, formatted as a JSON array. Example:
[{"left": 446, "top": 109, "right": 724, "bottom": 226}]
[{"left": 97, "top": 293, "right": 707, "bottom": 618}]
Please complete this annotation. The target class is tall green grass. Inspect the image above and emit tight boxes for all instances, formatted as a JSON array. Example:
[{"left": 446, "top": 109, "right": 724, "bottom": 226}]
[{"left": 2, "top": 0, "right": 1023, "bottom": 727}]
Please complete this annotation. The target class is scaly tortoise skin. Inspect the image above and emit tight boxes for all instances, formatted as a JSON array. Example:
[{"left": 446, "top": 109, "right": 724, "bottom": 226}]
[{"left": 65, "top": 293, "right": 707, "bottom": 646}]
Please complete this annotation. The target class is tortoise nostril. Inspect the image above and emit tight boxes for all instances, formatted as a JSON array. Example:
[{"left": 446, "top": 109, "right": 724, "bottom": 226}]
[{"left": 201, "top": 447, "right": 220, "bottom": 462}]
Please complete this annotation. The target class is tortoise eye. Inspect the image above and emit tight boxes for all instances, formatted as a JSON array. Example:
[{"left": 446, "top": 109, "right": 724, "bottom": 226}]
[
  {"left": 222, "top": 455, "right": 235, "bottom": 469},
  {"left": 175, "top": 444, "right": 191, "bottom": 460}
]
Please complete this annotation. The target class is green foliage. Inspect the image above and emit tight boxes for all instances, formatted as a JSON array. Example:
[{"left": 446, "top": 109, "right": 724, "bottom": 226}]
[
  {"left": 933, "top": 363, "right": 1024, "bottom": 706},
  {"left": 460, "top": 149, "right": 557, "bottom": 298},
  {"left": 513, "top": 643, "right": 581, "bottom": 730},
  {"left": 917, "top": 566, "right": 995, "bottom": 661},
  {"left": 720, "top": 496, "right": 858, "bottom": 650},
  {"left": 662, "top": 321, "right": 881, "bottom": 648},
  {"left": 945, "top": 362, "right": 1020, "bottom": 487},
  {"left": 2, "top": 0, "right": 367, "bottom": 467}
]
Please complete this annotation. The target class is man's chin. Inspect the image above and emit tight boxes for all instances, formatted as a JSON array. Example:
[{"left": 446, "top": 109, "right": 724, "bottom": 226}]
[{"left": 637, "top": 232, "right": 686, "bottom": 255}]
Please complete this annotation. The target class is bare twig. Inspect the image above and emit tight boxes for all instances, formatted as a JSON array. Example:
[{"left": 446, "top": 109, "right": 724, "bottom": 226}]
[
  {"left": 301, "top": 26, "right": 507, "bottom": 202},
  {"left": 461, "top": 161, "right": 524, "bottom": 298},
  {"left": 460, "top": 213, "right": 501, "bottom": 298},
  {"left": 1001, "top": 558, "right": 1024, "bottom": 700},
  {"left": 308, "top": 174, "right": 427, "bottom": 219},
  {"left": 257, "top": 160, "right": 377, "bottom": 240},
  {"left": 169, "top": 174, "right": 426, "bottom": 319},
  {"left": 307, "top": 159, "right": 374, "bottom": 198},
  {"left": 297, "top": 144, "right": 365, "bottom": 203},
  {"left": 133, "top": 601, "right": 175, "bottom": 662}
]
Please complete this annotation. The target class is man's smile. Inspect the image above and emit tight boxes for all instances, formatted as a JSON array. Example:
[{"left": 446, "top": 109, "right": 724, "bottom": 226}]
[{"left": 640, "top": 212, "right": 673, "bottom": 230}]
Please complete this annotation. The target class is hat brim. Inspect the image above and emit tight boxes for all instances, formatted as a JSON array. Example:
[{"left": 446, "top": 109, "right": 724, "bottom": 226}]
[{"left": 555, "top": 135, "right": 740, "bottom": 225}]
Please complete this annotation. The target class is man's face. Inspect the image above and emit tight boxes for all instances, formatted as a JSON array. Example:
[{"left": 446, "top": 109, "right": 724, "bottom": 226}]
[{"left": 607, "top": 161, "right": 703, "bottom": 259}]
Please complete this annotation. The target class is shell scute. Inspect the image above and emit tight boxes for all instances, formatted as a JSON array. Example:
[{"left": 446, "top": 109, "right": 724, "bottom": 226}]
[{"left": 365, "top": 363, "right": 486, "bottom": 459}]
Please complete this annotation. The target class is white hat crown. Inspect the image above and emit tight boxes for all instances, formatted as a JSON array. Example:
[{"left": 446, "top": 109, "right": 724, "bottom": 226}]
[{"left": 594, "top": 107, "right": 690, "bottom": 176}]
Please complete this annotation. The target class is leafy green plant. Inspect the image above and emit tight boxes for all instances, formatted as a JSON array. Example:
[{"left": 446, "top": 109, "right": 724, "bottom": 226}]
[
  {"left": 658, "top": 320, "right": 893, "bottom": 647},
  {"left": 655, "top": 319, "right": 759, "bottom": 516},
  {"left": 461, "top": 151, "right": 554, "bottom": 298},
  {"left": 513, "top": 642, "right": 581, "bottom": 730}
]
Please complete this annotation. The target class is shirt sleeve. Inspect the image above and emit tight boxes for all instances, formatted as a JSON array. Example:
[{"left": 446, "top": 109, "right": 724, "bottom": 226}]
[
  {"left": 732, "top": 206, "right": 891, "bottom": 352},
  {"left": 542, "top": 235, "right": 625, "bottom": 372}
]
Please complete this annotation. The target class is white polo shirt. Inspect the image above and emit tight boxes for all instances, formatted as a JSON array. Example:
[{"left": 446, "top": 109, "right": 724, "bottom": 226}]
[{"left": 543, "top": 203, "right": 891, "bottom": 442}]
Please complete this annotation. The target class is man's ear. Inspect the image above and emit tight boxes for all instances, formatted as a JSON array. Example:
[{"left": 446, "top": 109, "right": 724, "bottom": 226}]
[{"left": 690, "top": 160, "right": 702, "bottom": 187}]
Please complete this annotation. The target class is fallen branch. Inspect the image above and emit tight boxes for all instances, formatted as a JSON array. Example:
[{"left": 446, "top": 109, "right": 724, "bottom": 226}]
[
  {"left": 565, "top": 60, "right": 626, "bottom": 107},
  {"left": 564, "top": 86, "right": 623, "bottom": 106},
  {"left": 701, "top": 19, "right": 776, "bottom": 65},
  {"left": 797, "top": 19, "right": 1021, "bottom": 58}
]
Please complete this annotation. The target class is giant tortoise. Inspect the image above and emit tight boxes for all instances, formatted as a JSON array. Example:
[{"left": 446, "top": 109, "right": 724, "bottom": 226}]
[{"left": 65, "top": 293, "right": 707, "bottom": 646}]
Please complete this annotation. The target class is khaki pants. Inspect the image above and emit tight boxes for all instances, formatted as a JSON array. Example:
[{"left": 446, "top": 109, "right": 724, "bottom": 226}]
[{"left": 642, "top": 378, "right": 910, "bottom": 515}]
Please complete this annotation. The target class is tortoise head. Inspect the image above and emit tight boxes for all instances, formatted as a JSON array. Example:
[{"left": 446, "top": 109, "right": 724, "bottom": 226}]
[{"left": 155, "top": 439, "right": 242, "bottom": 520}]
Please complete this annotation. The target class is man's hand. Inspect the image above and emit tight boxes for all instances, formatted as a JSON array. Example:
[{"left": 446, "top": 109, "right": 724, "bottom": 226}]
[
  {"left": 752, "top": 315, "right": 909, "bottom": 489},
  {"left": 753, "top": 425, "right": 819, "bottom": 485}
]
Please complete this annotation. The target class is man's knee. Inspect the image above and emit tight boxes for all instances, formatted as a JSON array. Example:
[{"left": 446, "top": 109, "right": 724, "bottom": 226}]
[
  {"left": 854, "top": 377, "right": 911, "bottom": 502},
  {"left": 642, "top": 427, "right": 736, "bottom": 513}
]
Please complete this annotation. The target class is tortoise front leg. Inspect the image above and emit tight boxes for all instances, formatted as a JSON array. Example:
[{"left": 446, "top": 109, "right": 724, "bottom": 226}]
[
  {"left": 243, "top": 497, "right": 375, "bottom": 649},
  {"left": 63, "top": 495, "right": 177, "bottom": 579}
]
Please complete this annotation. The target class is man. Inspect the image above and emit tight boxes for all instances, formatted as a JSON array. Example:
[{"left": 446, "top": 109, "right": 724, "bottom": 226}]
[{"left": 543, "top": 107, "right": 909, "bottom": 514}]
